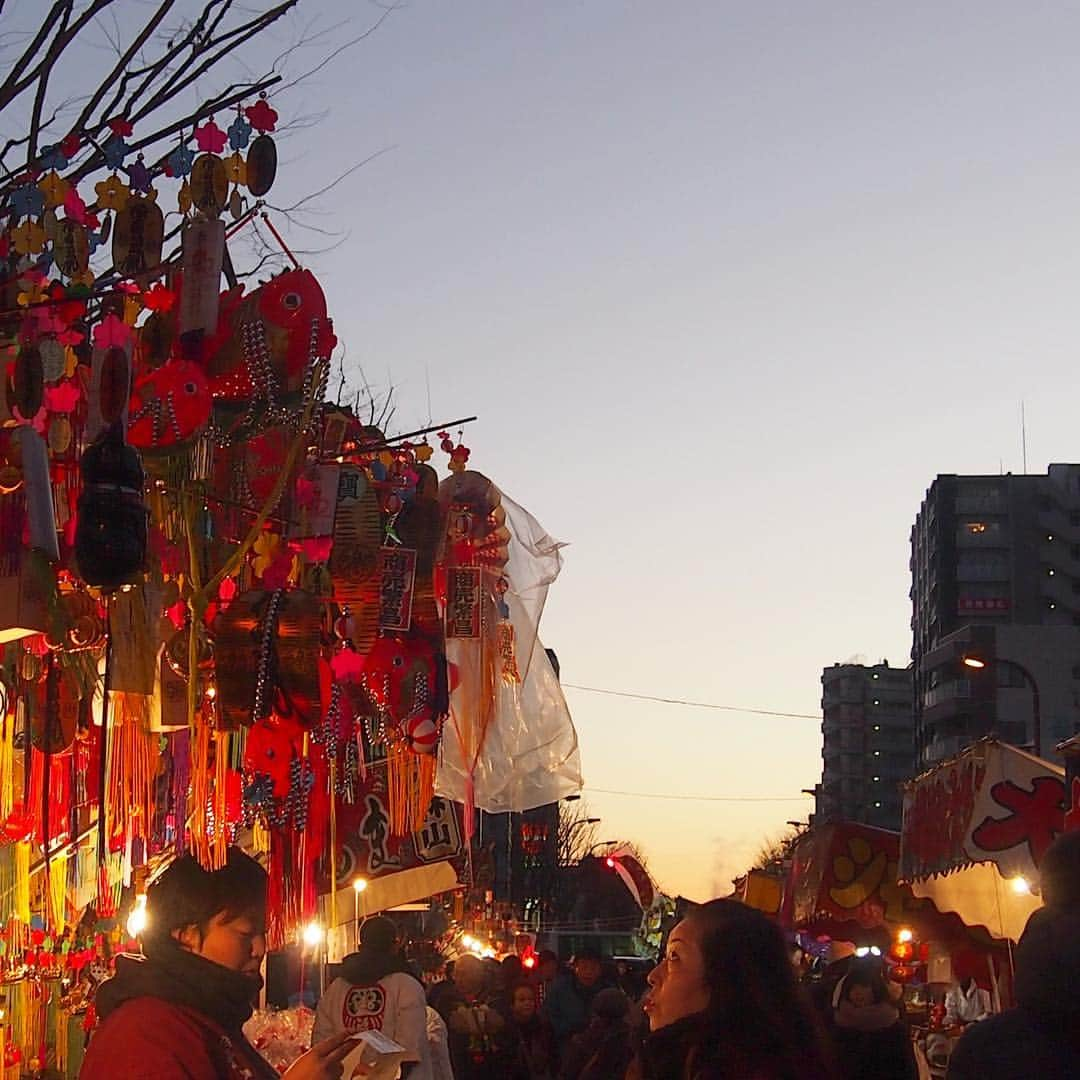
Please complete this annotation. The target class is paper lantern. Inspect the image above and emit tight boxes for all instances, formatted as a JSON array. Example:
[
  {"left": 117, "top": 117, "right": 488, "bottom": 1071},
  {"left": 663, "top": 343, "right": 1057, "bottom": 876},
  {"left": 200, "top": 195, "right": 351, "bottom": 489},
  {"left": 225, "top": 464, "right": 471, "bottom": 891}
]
[{"left": 405, "top": 715, "right": 438, "bottom": 755}]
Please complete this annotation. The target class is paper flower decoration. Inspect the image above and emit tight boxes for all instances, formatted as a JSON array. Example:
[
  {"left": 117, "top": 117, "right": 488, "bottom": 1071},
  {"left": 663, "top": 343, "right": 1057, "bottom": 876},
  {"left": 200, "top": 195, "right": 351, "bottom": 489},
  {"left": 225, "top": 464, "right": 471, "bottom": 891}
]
[
  {"left": 94, "top": 174, "right": 129, "bottom": 210},
  {"left": 63, "top": 185, "right": 89, "bottom": 224},
  {"left": 92, "top": 313, "right": 132, "bottom": 348},
  {"left": 244, "top": 97, "right": 278, "bottom": 133},
  {"left": 38, "top": 170, "right": 69, "bottom": 208},
  {"left": 60, "top": 133, "right": 81, "bottom": 159},
  {"left": 102, "top": 135, "right": 129, "bottom": 169},
  {"left": 252, "top": 531, "right": 283, "bottom": 578},
  {"left": 16, "top": 278, "right": 47, "bottom": 306},
  {"left": 167, "top": 143, "right": 195, "bottom": 178},
  {"left": 415, "top": 443, "right": 434, "bottom": 463},
  {"left": 194, "top": 119, "right": 228, "bottom": 154},
  {"left": 108, "top": 117, "right": 134, "bottom": 137},
  {"left": 10, "top": 184, "right": 45, "bottom": 218},
  {"left": 39, "top": 144, "right": 69, "bottom": 171},
  {"left": 126, "top": 155, "right": 152, "bottom": 194},
  {"left": 11, "top": 220, "right": 46, "bottom": 256},
  {"left": 44, "top": 380, "right": 80, "bottom": 414},
  {"left": 228, "top": 114, "right": 252, "bottom": 150},
  {"left": 141, "top": 283, "right": 176, "bottom": 312},
  {"left": 448, "top": 446, "right": 471, "bottom": 473},
  {"left": 224, "top": 152, "right": 247, "bottom": 185}
]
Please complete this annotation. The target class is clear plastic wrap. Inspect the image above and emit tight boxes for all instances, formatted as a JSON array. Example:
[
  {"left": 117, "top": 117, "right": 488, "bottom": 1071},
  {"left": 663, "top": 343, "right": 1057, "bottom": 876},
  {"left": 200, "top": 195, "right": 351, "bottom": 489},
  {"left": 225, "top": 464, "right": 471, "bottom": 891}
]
[{"left": 435, "top": 479, "right": 582, "bottom": 815}]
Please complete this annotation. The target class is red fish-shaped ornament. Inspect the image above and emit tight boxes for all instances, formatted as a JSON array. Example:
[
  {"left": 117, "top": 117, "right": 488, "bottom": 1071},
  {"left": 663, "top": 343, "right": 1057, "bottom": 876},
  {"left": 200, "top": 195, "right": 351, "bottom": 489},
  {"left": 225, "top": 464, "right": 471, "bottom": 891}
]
[
  {"left": 127, "top": 359, "right": 212, "bottom": 451},
  {"left": 205, "top": 268, "right": 337, "bottom": 402}
]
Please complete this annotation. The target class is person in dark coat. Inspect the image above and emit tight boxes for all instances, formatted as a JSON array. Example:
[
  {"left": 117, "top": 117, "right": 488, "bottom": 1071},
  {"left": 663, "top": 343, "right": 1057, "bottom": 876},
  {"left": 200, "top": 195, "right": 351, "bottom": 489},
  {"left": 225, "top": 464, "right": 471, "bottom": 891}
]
[
  {"left": 632, "top": 899, "right": 835, "bottom": 1080},
  {"left": 947, "top": 908, "right": 1080, "bottom": 1079},
  {"left": 558, "top": 986, "right": 635, "bottom": 1080},
  {"left": 830, "top": 969, "right": 916, "bottom": 1080},
  {"left": 543, "top": 946, "right": 610, "bottom": 1047},
  {"left": 80, "top": 849, "right": 352, "bottom": 1080},
  {"left": 435, "top": 953, "right": 519, "bottom": 1080},
  {"left": 508, "top": 980, "right": 559, "bottom": 1079}
]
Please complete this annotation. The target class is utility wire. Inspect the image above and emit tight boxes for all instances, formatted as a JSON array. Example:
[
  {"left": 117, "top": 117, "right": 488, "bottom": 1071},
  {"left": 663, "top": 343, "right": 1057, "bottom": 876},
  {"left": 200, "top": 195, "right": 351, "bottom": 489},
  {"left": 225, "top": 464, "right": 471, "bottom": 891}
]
[
  {"left": 562, "top": 684, "right": 820, "bottom": 721},
  {"left": 584, "top": 788, "right": 810, "bottom": 803}
]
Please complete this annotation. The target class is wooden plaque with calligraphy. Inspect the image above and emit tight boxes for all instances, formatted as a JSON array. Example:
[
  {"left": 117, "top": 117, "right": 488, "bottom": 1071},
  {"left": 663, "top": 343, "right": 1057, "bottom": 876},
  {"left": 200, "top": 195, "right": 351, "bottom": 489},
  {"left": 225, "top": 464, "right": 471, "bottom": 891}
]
[
  {"left": 445, "top": 566, "right": 482, "bottom": 639},
  {"left": 377, "top": 547, "right": 417, "bottom": 631}
]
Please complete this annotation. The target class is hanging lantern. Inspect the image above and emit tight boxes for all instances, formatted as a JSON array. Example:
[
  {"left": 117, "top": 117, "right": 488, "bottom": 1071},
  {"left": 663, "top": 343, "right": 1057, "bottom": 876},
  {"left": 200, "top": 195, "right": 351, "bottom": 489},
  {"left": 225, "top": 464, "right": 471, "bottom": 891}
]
[{"left": 74, "top": 423, "right": 148, "bottom": 590}]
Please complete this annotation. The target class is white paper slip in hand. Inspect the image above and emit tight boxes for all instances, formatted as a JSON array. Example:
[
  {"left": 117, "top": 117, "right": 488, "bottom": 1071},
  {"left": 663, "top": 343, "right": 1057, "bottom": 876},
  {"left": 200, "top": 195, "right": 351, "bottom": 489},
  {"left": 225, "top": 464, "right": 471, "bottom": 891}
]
[{"left": 341, "top": 1030, "right": 408, "bottom": 1080}]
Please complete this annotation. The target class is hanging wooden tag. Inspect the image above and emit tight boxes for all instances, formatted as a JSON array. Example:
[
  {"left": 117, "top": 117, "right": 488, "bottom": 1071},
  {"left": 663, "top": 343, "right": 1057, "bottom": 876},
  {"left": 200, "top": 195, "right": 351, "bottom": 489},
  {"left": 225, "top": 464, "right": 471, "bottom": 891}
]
[
  {"left": 39, "top": 338, "right": 65, "bottom": 382},
  {"left": 54, "top": 219, "right": 90, "bottom": 278},
  {"left": 190, "top": 154, "right": 229, "bottom": 216},
  {"left": 445, "top": 566, "right": 482, "bottom": 639},
  {"left": 377, "top": 547, "right": 416, "bottom": 632},
  {"left": 13, "top": 344, "right": 43, "bottom": 418},
  {"left": 87, "top": 341, "right": 132, "bottom": 439},
  {"left": 179, "top": 217, "right": 225, "bottom": 335},
  {"left": 246, "top": 134, "right": 277, "bottom": 197},
  {"left": 113, "top": 195, "right": 164, "bottom": 278}
]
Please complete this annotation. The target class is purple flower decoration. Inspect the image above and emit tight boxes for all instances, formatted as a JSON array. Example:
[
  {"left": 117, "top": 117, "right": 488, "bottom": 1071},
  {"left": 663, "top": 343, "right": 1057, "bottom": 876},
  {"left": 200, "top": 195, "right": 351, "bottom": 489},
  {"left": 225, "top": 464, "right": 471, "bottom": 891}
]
[{"left": 126, "top": 155, "right": 152, "bottom": 194}]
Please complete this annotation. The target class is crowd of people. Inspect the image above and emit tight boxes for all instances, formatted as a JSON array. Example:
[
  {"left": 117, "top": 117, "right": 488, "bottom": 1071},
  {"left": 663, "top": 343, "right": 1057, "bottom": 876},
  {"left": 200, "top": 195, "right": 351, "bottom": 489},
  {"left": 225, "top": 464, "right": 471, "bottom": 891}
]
[{"left": 79, "top": 829, "right": 1080, "bottom": 1079}]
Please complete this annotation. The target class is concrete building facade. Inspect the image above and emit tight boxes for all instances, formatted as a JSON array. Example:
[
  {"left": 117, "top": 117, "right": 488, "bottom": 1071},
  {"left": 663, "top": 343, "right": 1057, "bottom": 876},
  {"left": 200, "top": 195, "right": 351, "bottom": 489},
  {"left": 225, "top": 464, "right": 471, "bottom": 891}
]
[
  {"left": 911, "top": 466, "right": 1080, "bottom": 767},
  {"left": 818, "top": 661, "right": 913, "bottom": 831}
]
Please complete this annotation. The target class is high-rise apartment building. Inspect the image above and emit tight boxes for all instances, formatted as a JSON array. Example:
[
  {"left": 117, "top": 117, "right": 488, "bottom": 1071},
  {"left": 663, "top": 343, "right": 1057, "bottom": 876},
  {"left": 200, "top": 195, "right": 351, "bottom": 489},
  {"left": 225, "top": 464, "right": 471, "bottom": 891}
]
[
  {"left": 817, "top": 661, "right": 913, "bottom": 831},
  {"left": 911, "top": 466, "right": 1080, "bottom": 766}
]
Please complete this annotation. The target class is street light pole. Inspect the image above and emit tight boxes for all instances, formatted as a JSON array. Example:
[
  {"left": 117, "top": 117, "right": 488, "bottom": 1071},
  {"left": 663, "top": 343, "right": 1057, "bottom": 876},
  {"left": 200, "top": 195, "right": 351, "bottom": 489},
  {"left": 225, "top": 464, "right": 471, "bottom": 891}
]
[{"left": 963, "top": 655, "right": 1042, "bottom": 758}]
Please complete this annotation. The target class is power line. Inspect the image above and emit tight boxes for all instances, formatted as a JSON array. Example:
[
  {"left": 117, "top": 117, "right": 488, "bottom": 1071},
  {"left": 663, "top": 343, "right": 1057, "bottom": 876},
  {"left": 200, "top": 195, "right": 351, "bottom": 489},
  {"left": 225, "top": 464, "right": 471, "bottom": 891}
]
[
  {"left": 584, "top": 787, "right": 810, "bottom": 803},
  {"left": 562, "top": 684, "right": 820, "bottom": 721}
]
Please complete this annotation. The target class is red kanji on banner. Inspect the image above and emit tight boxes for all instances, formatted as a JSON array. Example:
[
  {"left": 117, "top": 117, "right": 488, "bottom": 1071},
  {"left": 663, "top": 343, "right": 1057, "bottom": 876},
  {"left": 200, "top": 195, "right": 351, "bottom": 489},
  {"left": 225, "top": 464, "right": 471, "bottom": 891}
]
[{"left": 971, "top": 777, "right": 1066, "bottom": 865}]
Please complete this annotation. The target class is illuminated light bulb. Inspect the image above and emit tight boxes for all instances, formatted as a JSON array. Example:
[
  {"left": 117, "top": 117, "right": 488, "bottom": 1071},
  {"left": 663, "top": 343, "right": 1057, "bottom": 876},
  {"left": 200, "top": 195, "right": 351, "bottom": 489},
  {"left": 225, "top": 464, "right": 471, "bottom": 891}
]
[
  {"left": 126, "top": 894, "right": 148, "bottom": 938},
  {"left": 303, "top": 921, "right": 325, "bottom": 947},
  {"left": 1010, "top": 876, "right": 1031, "bottom": 895},
  {"left": 353, "top": 877, "right": 368, "bottom": 893},
  {"left": 898, "top": 928, "right": 913, "bottom": 944},
  {"left": 461, "top": 934, "right": 475, "bottom": 950}
]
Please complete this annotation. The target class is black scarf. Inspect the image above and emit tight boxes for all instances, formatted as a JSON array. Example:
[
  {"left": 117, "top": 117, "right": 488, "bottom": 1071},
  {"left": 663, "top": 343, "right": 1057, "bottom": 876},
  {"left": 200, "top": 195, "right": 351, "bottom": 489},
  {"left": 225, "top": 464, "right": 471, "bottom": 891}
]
[
  {"left": 96, "top": 940, "right": 262, "bottom": 1033},
  {"left": 339, "top": 944, "right": 420, "bottom": 987}
]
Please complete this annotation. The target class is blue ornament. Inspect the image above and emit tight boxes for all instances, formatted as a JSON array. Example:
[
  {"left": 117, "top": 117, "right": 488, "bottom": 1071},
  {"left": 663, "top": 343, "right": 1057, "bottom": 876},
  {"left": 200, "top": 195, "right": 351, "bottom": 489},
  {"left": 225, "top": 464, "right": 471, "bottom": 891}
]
[
  {"left": 168, "top": 142, "right": 195, "bottom": 178},
  {"left": 39, "top": 144, "right": 69, "bottom": 171},
  {"left": 102, "top": 135, "right": 129, "bottom": 169},
  {"left": 10, "top": 184, "right": 44, "bottom": 217},
  {"left": 370, "top": 460, "right": 387, "bottom": 482},
  {"left": 228, "top": 114, "right": 252, "bottom": 151},
  {"left": 34, "top": 249, "right": 54, "bottom": 274}
]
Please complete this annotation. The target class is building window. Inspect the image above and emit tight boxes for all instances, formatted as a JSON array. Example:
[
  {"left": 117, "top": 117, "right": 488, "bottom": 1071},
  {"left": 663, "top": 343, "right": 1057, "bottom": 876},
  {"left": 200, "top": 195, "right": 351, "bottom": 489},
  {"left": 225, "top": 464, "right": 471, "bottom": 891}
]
[{"left": 968, "top": 522, "right": 987, "bottom": 534}]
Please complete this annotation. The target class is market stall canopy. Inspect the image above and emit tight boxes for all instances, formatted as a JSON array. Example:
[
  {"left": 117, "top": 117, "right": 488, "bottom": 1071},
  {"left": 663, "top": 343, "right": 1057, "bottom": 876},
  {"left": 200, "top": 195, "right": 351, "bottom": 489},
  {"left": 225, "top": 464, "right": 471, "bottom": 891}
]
[
  {"left": 784, "top": 822, "right": 917, "bottom": 939},
  {"left": 899, "top": 738, "right": 1065, "bottom": 941}
]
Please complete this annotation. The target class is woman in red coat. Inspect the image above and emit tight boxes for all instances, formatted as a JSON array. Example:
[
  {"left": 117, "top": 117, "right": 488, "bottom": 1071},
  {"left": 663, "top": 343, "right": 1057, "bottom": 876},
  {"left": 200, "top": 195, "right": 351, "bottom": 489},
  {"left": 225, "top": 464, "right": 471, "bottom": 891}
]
[{"left": 80, "top": 849, "right": 352, "bottom": 1080}]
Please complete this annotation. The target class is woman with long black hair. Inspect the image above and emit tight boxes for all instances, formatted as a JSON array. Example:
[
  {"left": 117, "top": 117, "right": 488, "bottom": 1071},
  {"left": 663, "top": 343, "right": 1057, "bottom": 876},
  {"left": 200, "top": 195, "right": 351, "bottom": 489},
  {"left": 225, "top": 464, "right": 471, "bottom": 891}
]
[{"left": 632, "top": 899, "right": 836, "bottom": 1080}]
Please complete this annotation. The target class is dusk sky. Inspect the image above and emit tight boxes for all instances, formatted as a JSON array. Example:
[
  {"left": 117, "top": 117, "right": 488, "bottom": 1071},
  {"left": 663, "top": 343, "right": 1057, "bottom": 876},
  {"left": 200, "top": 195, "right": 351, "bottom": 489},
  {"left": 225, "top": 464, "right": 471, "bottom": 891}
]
[
  {"left": 265, "top": 1, "right": 1080, "bottom": 900},
  {"left": 13, "top": 0, "right": 1080, "bottom": 901}
]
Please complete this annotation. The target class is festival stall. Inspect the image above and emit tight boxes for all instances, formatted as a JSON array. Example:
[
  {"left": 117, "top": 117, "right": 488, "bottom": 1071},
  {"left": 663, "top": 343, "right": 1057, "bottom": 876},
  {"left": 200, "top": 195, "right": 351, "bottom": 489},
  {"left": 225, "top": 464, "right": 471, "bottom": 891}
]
[
  {"left": 0, "top": 96, "right": 581, "bottom": 1074},
  {"left": 899, "top": 738, "right": 1065, "bottom": 942}
]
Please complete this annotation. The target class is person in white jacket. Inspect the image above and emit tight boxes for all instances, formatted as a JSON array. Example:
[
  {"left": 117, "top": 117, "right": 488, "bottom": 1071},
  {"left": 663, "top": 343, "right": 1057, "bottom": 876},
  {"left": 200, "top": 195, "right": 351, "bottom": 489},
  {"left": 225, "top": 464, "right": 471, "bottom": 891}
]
[
  {"left": 312, "top": 916, "right": 432, "bottom": 1079},
  {"left": 944, "top": 976, "right": 992, "bottom": 1026}
]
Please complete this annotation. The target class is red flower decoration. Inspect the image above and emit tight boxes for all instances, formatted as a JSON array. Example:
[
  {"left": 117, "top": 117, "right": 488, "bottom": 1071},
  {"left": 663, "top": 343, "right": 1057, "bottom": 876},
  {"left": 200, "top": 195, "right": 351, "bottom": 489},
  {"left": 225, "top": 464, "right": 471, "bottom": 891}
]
[
  {"left": 61, "top": 133, "right": 81, "bottom": 159},
  {"left": 244, "top": 98, "right": 278, "bottom": 133},
  {"left": 107, "top": 117, "right": 133, "bottom": 137},
  {"left": 44, "top": 379, "right": 80, "bottom": 414},
  {"left": 63, "top": 185, "right": 88, "bottom": 224},
  {"left": 92, "top": 313, "right": 131, "bottom": 348},
  {"left": 142, "top": 283, "right": 176, "bottom": 312},
  {"left": 193, "top": 119, "right": 227, "bottom": 154}
]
